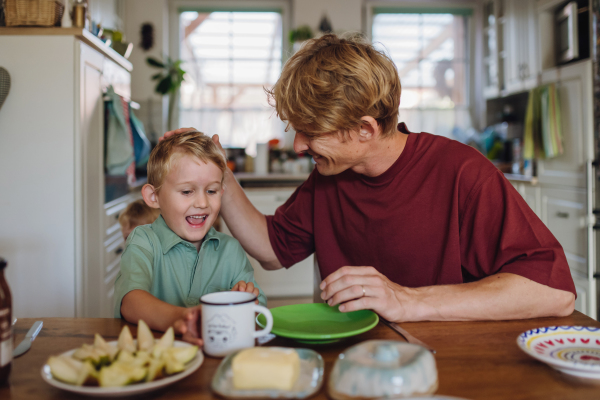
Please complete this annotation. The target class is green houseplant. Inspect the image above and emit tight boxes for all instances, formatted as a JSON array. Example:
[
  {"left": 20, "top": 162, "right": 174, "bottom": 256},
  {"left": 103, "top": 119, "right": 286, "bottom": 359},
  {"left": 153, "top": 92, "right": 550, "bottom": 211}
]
[{"left": 147, "top": 56, "right": 186, "bottom": 131}]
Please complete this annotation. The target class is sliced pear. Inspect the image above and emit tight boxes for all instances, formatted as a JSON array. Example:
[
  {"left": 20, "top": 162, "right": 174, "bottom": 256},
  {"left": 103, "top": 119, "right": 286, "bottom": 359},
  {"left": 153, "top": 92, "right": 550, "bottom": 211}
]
[
  {"left": 133, "top": 351, "right": 151, "bottom": 367},
  {"left": 164, "top": 346, "right": 198, "bottom": 365},
  {"left": 117, "top": 325, "right": 136, "bottom": 353},
  {"left": 116, "top": 350, "right": 135, "bottom": 364},
  {"left": 47, "top": 356, "right": 84, "bottom": 384},
  {"left": 137, "top": 320, "right": 154, "bottom": 352},
  {"left": 72, "top": 344, "right": 109, "bottom": 367},
  {"left": 76, "top": 361, "right": 100, "bottom": 386},
  {"left": 157, "top": 326, "right": 174, "bottom": 348},
  {"left": 94, "top": 333, "right": 119, "bottom": 361},
  {"left": 98, "top": 362, "right": 147, "bottom": 387},
  {"left": 163, "top": 355, "right": 185, "bottom": 375},
  {"left": 145, "top": 358, "right": 165, "bottom": 382}
]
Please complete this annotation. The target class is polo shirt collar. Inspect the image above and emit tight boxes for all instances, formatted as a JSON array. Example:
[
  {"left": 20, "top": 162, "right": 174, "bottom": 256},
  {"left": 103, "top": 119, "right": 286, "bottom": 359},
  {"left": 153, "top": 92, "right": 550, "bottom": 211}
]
[{"left": 151, "top": 215, "right": 221, "bottom": 254}]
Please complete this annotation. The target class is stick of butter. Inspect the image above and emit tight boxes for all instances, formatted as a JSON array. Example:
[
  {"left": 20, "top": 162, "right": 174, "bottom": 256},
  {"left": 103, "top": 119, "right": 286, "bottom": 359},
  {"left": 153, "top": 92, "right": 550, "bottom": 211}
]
[{"left": 232, "top": 347, "right": 300, "bottom": 390}]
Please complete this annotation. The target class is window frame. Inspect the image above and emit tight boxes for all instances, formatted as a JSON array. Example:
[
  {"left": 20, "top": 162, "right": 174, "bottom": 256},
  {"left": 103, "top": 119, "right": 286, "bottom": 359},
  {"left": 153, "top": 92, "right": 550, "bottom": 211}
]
[
  {"left": 364, "top": 1, "right": 483, "bottom": 130},
  {"left": 168, "top": 0, "right": 292, "bottom": 131}
]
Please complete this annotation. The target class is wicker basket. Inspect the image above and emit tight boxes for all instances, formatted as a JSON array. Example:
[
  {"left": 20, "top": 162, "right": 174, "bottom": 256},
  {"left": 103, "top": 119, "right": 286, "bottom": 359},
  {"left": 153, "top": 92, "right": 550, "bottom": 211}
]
[{"left": 5, "top": 0, "right": 64, "bottom": 27}]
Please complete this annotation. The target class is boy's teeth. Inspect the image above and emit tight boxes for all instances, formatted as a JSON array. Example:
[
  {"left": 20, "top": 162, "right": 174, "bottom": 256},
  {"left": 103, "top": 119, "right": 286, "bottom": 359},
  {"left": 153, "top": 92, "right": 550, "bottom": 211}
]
[{"left": 187, "top": 215, "right": 207, "bottom": 223}]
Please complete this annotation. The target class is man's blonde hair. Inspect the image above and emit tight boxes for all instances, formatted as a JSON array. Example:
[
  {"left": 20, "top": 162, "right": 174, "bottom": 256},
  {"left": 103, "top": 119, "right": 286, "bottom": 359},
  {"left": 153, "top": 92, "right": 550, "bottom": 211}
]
[
  {"left": 266, "top": 33, "right": 401, "bottom": 138},
  {"left": 147, "top": 130, "right": 227, "bottom": 192},
  {"left": 118, "top": 199, "right": 161, "bottom": 230}
]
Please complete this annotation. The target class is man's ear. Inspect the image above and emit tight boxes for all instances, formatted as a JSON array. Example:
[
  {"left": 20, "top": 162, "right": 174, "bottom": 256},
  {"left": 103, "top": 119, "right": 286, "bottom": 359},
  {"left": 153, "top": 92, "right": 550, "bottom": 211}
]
[
  {"left": 141, "top": 184, "right": 161, "bottom": 209},
  {"left": 358, "top": 116, "right": 380, "bottom": 142}
]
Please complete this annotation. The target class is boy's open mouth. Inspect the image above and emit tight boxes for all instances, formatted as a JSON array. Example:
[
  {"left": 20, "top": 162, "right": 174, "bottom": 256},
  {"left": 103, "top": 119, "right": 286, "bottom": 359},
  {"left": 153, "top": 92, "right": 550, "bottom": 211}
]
[{"left": 186, "top": 215, "right": 207, "bottom": 226}]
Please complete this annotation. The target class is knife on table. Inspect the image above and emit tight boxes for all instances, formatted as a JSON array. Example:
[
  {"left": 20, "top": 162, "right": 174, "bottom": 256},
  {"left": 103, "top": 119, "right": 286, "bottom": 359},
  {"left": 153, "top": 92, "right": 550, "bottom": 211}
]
[
  {"left": 13, "top": 321, "right": 43, "bottom": 358},
  {"left": 380, "top": 318, "right": 436, "bottom": 354}
]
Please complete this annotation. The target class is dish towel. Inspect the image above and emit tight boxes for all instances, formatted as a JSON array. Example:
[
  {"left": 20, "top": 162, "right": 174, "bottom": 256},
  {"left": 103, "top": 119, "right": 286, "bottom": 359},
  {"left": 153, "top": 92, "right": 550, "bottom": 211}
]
[
  {"left": 523, "top": 84, "right": 563, "bottom": 160},
  {"left": 105, "top": 86, "right": 136, "bottom": 181}
]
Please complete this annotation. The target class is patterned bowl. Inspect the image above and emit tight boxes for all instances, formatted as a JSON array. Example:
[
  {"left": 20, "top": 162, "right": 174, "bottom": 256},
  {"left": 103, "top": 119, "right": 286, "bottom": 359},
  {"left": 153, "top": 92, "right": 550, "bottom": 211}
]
[{"left": 517, "top": 326, "right": 600, "bottom": 378}]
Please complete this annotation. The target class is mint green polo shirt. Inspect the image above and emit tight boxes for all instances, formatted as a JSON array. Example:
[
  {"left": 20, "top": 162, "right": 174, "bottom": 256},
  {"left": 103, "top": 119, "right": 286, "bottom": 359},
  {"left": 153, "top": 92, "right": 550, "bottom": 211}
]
[{"left": 114, "top": 215, "right": 267, "bottom": 318}]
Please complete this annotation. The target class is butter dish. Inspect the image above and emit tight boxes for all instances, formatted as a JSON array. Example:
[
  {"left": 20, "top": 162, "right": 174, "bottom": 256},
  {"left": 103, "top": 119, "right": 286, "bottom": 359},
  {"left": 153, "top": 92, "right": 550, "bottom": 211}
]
[
  {"left": 328, "top": 340, "right": 438, "bottom": 399},
  {"left": 211, "top": 347, "right": 324, "bottom": 398}
]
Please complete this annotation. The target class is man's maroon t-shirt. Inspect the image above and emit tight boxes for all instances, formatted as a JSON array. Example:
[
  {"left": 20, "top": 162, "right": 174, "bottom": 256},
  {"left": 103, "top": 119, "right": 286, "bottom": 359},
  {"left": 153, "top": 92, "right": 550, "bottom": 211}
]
[{"left": 265, "top": 126, "right": 576, "bottom": 295}]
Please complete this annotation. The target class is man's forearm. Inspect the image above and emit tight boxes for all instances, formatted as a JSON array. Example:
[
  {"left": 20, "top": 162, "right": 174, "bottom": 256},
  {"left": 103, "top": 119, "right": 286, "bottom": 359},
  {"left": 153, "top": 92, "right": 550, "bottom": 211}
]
[
  {"left": 220, "top": 169, "right": 283, "bottom": 270},
  {"left": 399, "top": 273, "right": 575, "bottom": 322},
  {"left": 121, "top": 290, "right": 186, "bottom": 332}
]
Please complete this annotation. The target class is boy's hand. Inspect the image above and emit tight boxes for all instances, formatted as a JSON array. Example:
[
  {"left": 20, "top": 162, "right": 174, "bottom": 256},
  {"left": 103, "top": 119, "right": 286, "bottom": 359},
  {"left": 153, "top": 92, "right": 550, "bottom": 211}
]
[
  {"left": 232, "top": 281, "right": 260, "bottom": 304},
  {"left": 172, "top": 306, "right": 203, "bottom": 347}
]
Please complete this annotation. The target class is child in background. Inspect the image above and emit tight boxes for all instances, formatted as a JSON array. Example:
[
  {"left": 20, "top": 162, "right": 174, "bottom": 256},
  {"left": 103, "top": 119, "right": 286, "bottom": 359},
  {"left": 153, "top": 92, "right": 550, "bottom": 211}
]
[
  {"left": 118, "top": 199, "right": 161, "bottom": 240},
  {"left": 114, "top": 131, "right": 266, "bottom": 346}
]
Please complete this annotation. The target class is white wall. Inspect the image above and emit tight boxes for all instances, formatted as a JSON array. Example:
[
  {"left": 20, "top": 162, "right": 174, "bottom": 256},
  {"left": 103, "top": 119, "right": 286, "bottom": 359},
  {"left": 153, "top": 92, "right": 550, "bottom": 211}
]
[
  {"left": 292, "top": 0, "right": 362, "bottom": 33},
  {"left": 124, "top": 0, "right": 169, "bottom": 141}
]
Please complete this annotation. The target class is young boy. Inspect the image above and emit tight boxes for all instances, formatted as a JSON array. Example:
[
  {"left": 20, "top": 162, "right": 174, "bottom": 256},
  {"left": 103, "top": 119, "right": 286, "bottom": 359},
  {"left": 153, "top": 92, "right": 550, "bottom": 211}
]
[
  {"left": 114, "top": 131, "right": 266, "bottom": 346},
  {"left": 118, "top": 199, "right": 161, "bottom": 240}
]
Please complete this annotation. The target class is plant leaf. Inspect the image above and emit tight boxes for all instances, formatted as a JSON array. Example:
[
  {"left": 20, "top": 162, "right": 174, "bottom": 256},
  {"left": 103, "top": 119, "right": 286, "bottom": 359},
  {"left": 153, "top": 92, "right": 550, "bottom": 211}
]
[
  {"left": 146, "top": 57, "right": 165, "bottom": 68},
  {"left": 151, "top": 72, "right": 164, "bottom": 80},
  {"left": 155, "top": 76, "right": 173, "bottom": 95}
]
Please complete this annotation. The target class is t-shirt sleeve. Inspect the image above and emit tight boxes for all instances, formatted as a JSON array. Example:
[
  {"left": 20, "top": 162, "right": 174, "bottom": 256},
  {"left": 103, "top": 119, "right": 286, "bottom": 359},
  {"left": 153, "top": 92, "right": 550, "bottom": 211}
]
[
  {"left": 265, "top": 172, "right": 317, "bottom": 268},
  {"left": 113, "top": 228, "right": 155, "bottom": 318},
  {"left": 228, "top": 242, "right": 268, "bottom": 306},
  {"left": 459, "top": 170, "right": 576, "bottom": 296}
]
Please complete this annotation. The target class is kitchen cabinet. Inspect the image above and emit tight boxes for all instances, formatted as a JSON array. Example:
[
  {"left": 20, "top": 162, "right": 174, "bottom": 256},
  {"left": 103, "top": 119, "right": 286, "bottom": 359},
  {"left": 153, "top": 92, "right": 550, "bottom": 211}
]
[
  {"left": 509, "top": 179, "right": 541, "bottom": 217},
  {"left": 0, "top": 29, "right": 136, "bottom": 318},
  {"left": 503, "top": 0, "right": 539, "bottom": 94},
  {"left": 482, "top": 0, "right": 505, "bottom": 98},
  {"left": 538, "top": 60, "right": 594, "bottom": 188},
  {"left": 483, "top": 0, "right": 539, "bottom": 98},
  {"left": 220, "top": 187, "right": 314, "bottom": 299}
]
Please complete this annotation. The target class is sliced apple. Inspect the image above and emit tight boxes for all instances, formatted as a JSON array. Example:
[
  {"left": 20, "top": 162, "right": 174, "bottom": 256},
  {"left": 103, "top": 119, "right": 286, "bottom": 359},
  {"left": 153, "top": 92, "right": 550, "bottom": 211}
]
[
  {"left": 47, "top": 356, "right": 84, "bottom": 385},
  {"left": 117, "top": 325, "right": 136, "bottom": 353},
  {"left": 164, "top": 346, "right": 198, "bottom": 365},
  {"left": 137, "top": 320, "right": 154, "bottom": 352}
]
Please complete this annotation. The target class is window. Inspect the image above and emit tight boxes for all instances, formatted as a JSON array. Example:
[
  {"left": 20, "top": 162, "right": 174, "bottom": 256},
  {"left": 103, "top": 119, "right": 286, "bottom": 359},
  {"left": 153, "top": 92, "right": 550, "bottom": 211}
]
[
  {"left": 371, "top": 10, "right": 472, "bottom": 138},
  {"left": 179, "top": 11, "right": 285, "bottom": 156}
]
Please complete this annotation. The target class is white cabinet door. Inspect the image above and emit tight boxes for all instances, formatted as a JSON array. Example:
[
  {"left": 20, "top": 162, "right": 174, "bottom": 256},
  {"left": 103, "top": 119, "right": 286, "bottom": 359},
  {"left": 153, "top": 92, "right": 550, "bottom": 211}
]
[
  {"left": 503, "top": 0, "right": 538, "bottom": 94},
  {"left": 538, "top": 60, "right": 594, "bottom": 188},
  {"left": 221, "top": 188, "right": 314, "bottom": 298},
  {"left": 571, "top": 269, "right": 596, "bottom": 319},
  {"left": 540, "top": 186, "right": 587, "bottom": 276},
  {"left": 78, "top": 43, "right": 106, "bottom": 318}
]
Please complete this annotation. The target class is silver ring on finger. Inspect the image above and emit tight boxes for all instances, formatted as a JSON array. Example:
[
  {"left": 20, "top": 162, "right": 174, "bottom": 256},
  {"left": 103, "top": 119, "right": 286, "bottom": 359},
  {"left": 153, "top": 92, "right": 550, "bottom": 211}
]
[{"left": 361, "top": 285, "right": 366, "bottom": 297}]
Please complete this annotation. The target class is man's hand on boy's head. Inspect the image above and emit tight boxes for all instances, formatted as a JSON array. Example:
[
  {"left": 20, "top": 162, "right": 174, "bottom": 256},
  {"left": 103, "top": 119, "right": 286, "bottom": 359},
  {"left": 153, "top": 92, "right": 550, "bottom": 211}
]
[
  {"left": 232, "top": 281, "right": 260, "bottom": 304},
  {"left": 160, "top": 127, "right": 198, "bottom": 141},
  {"left": 173, "top": 306, "right": 203, "bottom": 347}
]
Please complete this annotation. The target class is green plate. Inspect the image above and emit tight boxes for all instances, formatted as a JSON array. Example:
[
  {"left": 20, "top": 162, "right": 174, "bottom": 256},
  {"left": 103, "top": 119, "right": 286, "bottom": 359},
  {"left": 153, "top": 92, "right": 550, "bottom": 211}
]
[{"left": 257, "top": 303, "right": 379, "bottom": 344}]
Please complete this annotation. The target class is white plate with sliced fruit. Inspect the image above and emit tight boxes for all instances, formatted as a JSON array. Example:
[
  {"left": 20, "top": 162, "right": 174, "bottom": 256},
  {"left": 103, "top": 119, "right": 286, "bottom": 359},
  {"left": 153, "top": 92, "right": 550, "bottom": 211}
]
[{"left": 41, "top": 321, "right": 204, "bottom": 397}]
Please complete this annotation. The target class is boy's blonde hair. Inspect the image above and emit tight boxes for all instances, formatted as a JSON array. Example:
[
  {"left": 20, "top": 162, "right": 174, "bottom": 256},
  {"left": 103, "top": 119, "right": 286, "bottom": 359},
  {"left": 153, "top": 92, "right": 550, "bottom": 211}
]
[
  {"left": 266, "top": 33, "right": 401, "bottom": 139},
  {"left": 147, "top": 130, "right": 227, "bottom": 192},
  {"left": 118, "top": 199, "right": 161, "bottom": 230}
]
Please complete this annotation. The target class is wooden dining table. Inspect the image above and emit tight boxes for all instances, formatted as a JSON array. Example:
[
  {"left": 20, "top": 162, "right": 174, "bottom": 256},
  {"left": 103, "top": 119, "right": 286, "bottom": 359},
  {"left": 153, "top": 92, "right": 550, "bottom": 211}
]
[{"left": 2, "top": 311, "right": 600, "bottom": 399}]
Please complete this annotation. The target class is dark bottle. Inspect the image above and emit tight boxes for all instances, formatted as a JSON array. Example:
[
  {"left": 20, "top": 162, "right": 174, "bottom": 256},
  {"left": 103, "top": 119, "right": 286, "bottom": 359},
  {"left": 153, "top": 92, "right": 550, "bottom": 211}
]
[{"left": 0, "top": 258, "right": 12, "bottom": 385}]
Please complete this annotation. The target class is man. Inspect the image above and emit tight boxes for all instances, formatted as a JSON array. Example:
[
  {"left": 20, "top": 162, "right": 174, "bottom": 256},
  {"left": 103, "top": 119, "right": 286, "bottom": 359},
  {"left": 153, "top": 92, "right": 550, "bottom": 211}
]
[{"left": 167, "top": 34, "right": 575, "bottom": 322}]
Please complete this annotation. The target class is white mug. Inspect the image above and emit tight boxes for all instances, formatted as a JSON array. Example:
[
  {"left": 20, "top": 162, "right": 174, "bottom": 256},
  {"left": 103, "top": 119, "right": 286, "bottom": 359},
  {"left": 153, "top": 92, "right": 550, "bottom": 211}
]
[{"left": 200, "top": 291, "right": 273, "bottom": 357}]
